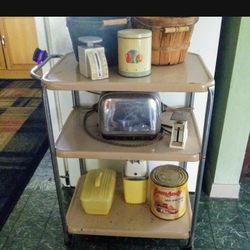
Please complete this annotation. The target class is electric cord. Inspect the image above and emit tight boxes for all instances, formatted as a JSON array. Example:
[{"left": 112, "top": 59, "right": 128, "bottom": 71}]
[
  {"left": 161, "top": 123, "right": 172, "bottom": 129},
  {"left": 86, "top": 91, "right": 101, "bottom": 95},
  {"left": 161, "top": 127, "right": 172, "bottom": 135}
]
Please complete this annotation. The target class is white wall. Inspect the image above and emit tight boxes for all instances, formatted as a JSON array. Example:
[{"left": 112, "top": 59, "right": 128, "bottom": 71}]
[
  {"left": 189, "top": 17, "right": 222, "bottom": 134},
  {"left": 35, "top": 16, "right": 222, "bottom": 190},
  {"left": 186, "top": 17, "right": 221, "bottom": 191}
]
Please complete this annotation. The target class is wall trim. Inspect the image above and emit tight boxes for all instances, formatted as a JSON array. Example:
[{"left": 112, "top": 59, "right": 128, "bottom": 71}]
[{"left": 209, "top": 183, "right": 240, "bottom": 199}]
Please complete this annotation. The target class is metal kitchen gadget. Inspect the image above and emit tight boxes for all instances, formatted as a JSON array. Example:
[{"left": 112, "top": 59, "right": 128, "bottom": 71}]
[
  {"left": 98, "top": 92, "right": 162, "bottom": 140},
  {"left": 169, "top": 111, "right": 188, "bottom": 149},
  {"left": 78, "top": 36, "right": 109, "bottom": 80}
]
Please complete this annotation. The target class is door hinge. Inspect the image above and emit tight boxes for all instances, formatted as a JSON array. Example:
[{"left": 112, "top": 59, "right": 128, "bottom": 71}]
[{"left": 1, "top": 34, "right": 6, "bottom": 47}]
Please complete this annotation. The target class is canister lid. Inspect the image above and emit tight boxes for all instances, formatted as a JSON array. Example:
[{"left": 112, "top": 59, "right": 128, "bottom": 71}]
[
  {"left": 118, "top": 29, "right": 152, "bottom": 39},
  {"left": 150, "top": 165, "right": 188, "bottom": 187}
]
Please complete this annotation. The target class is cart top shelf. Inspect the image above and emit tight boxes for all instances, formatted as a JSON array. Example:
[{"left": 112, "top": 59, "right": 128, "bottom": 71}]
[{"left": 42, "top": 52, "right": 214, "bottom": 92}]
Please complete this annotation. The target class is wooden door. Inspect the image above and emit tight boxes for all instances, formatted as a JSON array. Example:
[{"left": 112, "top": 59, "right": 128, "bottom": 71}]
[
  {"left": 0, "top": 45, "right": 6, "bottom": 70},
  {"left": 0, "top": 21, "right": 6, "bottom": 70},
  {"left": 1, "top": 17, "right": 38, "bottom": 71}
]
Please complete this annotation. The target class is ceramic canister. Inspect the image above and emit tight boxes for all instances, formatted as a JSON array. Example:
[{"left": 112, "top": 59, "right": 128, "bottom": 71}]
[
  {"left": 150, "top": 164, "right": 188, "bottom": 220},
  {"left": 118, "top": 29, "right": 152, "bottom": 77}
]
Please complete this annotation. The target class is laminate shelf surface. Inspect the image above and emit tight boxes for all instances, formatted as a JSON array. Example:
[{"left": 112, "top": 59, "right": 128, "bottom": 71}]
[
  {"left": 43, "top": 52, "right": 214, "bottom": 92},
  {"left": 55, "top": 108, "right": 201, "bottom": 161},
  {"left": 66, "top": 175, "right": 192, "bottom": 239}
]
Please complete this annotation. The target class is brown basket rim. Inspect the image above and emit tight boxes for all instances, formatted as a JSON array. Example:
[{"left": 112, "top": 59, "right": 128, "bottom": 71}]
[{"left": 132, "top": 16, "right": 199, "bottom": 28}]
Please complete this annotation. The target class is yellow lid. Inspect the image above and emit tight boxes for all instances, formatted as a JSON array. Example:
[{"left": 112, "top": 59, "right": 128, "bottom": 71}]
[
  {"left": 118, "top": 29, "right": 152, "bottom": 39},
  {"left": 80, "top": 168, "right": 116, "bottom": 215}
]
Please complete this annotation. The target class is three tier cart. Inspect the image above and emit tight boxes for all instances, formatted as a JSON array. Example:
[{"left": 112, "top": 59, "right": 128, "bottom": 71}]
[{"left": 31, "top": 52, "right": 214, "bottom": 249}]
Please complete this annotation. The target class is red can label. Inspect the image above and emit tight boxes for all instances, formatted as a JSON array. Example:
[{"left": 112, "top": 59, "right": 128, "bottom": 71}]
[{"left": 150, "top": 183, "right": 187, "bottom": 220}]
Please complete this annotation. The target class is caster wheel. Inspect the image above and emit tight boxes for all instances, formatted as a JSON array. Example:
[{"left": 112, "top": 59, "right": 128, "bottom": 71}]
[
  {"left": 64, "top": 233, "right": 73, "bottom": 247},
  {"left": 183, "top": 245, "right": 192, "bottom": 250}
]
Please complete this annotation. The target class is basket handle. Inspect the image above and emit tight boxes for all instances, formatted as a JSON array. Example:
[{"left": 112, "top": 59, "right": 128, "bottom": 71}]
[
  {"left": 102, "top": 18, "right": 128, "bottom": 26},
  {"left": 164, "top": 26, "right": 190, "bottom": 33},
  {"left": 132, "top": 18, "right": 190, "bottom": 33}
]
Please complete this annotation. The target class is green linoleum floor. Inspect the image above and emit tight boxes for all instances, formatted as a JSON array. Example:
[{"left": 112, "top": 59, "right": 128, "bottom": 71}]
[{"left": 0, "top": 150, "right": 250, "bottom": 250}]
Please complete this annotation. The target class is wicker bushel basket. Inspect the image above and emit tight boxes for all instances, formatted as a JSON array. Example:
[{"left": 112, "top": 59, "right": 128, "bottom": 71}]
[{"left": 131, "top": 17, "right": 199, "bottom": 65}]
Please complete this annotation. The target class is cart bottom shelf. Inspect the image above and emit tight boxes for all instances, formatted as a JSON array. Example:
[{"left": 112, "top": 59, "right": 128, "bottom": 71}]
[{"left": 66, "top": 175, "right": 192, "bottom": 239}]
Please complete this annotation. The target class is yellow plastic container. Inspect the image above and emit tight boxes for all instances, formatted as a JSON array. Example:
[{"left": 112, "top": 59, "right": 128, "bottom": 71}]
[
  {"left": 80, "top": 168, "right": 116, "bottom": 215},
  {"left": 123, "top": 178, "right": 148, "bottom": 204}
]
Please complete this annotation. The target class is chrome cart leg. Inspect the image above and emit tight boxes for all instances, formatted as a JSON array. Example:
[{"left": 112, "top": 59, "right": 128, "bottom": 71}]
[
  {"left": 79, "top": 158, "right": 87, "bottom": 175},
  {"left": 72, "top": 90, "right": 80, "bottom": 108},
  {"left": 188, "top": 92, "right": 195, "bottom": 108},
  {"left": 182, "top": 162, "right": 187, "bottom": 171},
  {"left": 71, "top": 90, "right": 87, "bottom": 175},
  {"left": 42, "top": 87, "right": 71, "bottom": 245},
  {"left": 184, "top": 86, "right": 214, "bottom": 249}
]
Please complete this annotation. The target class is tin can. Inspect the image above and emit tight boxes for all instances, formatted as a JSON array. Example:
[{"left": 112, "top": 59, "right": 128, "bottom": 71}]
[
  {"left": 150, "top": 164, "right": 188, "bottom": 220},
  {"left": 118, "top": 29, "right": 152, "bottom": 77}
]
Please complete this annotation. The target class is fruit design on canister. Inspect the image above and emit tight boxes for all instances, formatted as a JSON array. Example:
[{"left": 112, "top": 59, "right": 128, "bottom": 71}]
[{"left": 125, "top": 50, "right": 143, "bottom": 64}]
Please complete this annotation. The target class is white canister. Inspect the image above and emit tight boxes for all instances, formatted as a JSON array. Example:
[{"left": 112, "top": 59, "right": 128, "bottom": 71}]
[{"left": 118, "top": 29, "right": 152, "bottom": 77}]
